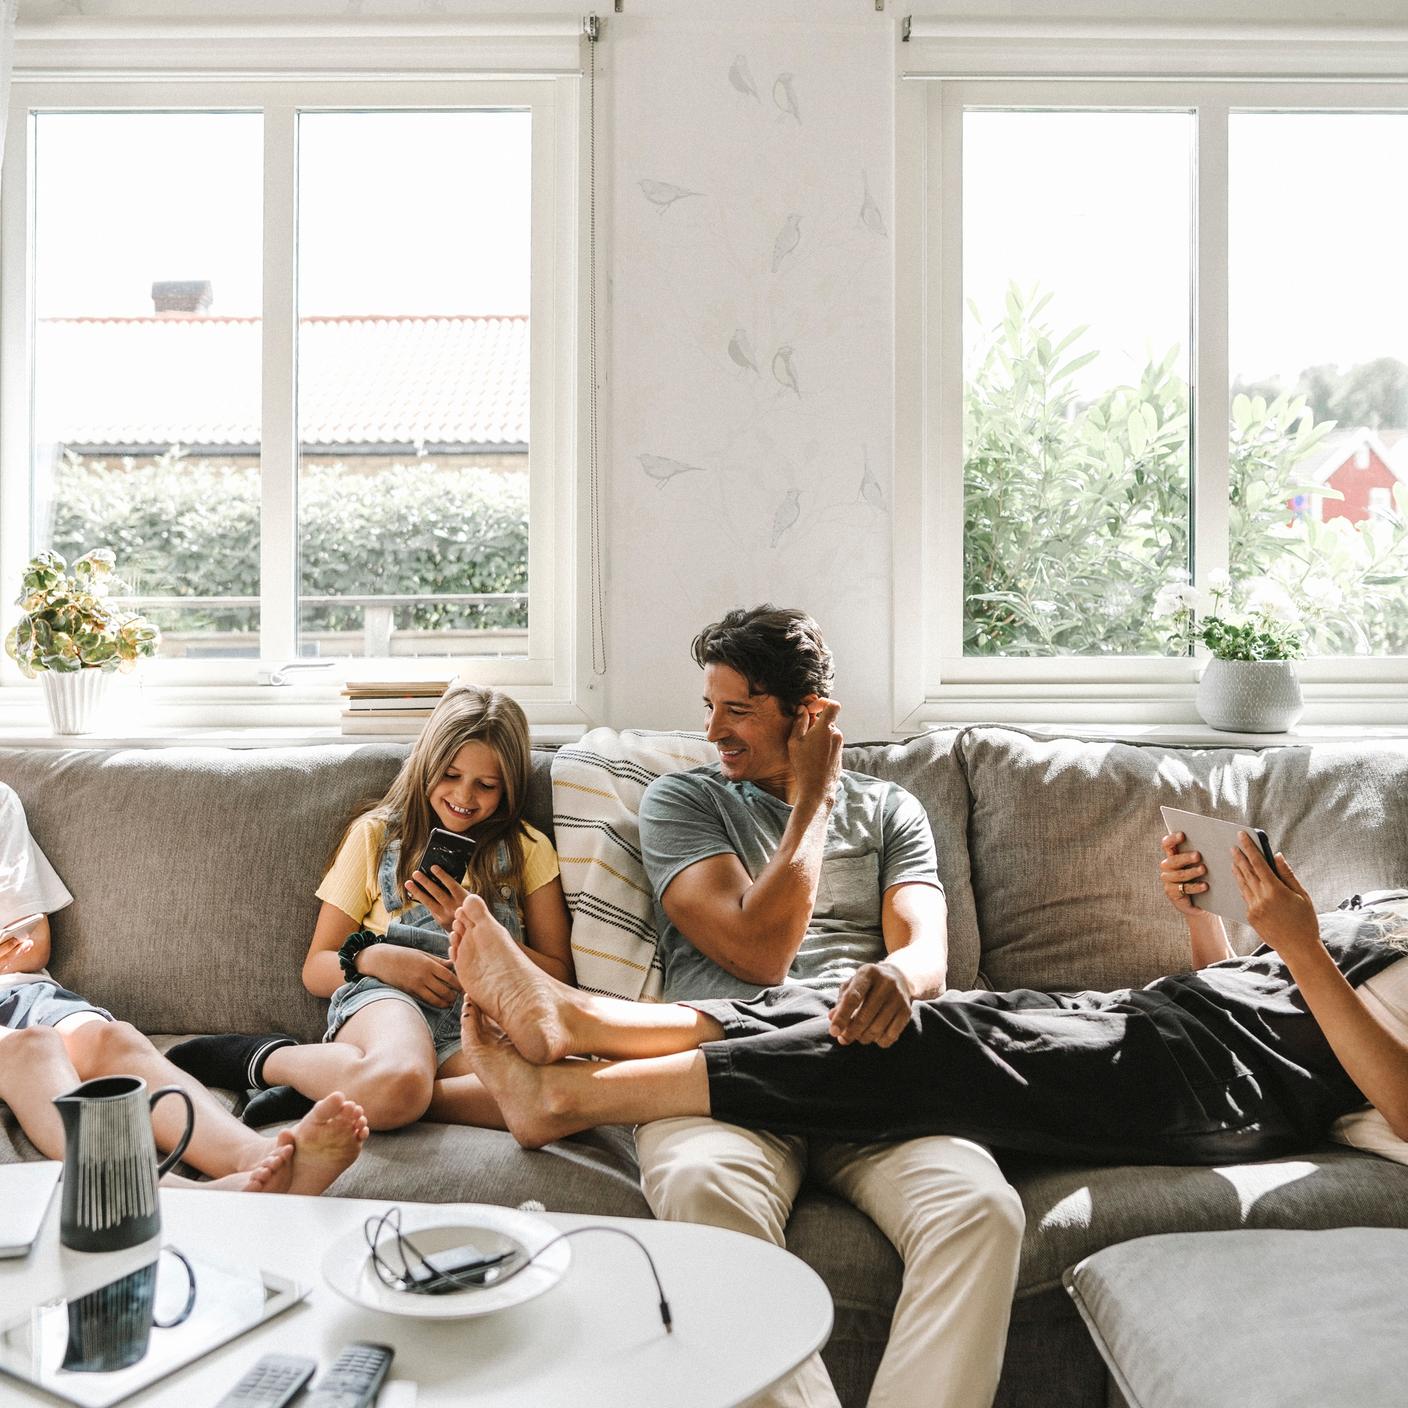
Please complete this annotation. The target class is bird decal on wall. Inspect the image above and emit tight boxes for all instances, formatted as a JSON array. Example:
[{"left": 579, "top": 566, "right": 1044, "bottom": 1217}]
[
  {"left": 859, "top": 171, "right": 887, "bottom": 237},
  {"left": 772, "top": 213, "right": 802, "bottom": 272},
  {"left": 770, "top": 488, "right": 802, "bottom": 546},
  {"left": 772, "top": 345, "right": 801, "bottom": 397},
  {"left": 639, "top": 453, "right": 709, "bottom": 488},
  {"left": 729, "top": 55, "right": 761, "bottom": 101},
  {"left": 639, "top": 179, "right": 702, "bottom": 214},
  {"left": 859, "top": 447, "right": 887, "bottom": 511},
  {"left": 773, "top": 73, "right": 801, "bottom": 124},
  {"left": 728, "top": 330, "right": 761, "bottom": 373}
]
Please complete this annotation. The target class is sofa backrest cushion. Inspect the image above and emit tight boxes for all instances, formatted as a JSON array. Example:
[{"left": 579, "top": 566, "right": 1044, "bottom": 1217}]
[
  {"left": 846, "top": 730, "right": 981, "bottom": 990},
  {"left": 960, "top": 726, "right": 1408, "bottom": 993},
  {"left": 0, "top": 743, "right": 558, "bottom": 1040}
]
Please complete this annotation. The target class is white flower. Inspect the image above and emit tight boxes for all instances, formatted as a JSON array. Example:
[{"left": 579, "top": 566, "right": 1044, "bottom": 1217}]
[
  {"left": 1206, "top": 569, "right": 1233, "bottom": 595},
  {"left": 1243, "top": 577, "right": 1300, "bottom": 623},
  {"left": 1302, "top": 575, "right": 1343, "bottom": 609},
  {"left": 1152, "top": 582, "right": 1207, "bottom": 619}
]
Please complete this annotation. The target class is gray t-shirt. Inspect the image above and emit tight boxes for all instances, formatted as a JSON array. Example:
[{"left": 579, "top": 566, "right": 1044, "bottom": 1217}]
[{"left": 639, "top": 764, "right": 942, "bottom": 1001}]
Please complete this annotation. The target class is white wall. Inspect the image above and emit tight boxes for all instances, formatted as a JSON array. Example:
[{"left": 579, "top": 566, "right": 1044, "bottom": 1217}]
[{"left": 17, "top": 0, "right": 1407, "bottom": 736}]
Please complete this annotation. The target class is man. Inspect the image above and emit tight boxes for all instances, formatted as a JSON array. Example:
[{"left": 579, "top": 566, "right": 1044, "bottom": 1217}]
[{"left": 459, "top": 607, "right": 1024, "bottom": 1408}]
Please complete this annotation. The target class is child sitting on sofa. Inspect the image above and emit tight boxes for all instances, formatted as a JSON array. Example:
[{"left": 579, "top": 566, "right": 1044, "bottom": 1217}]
[
  {"left": 172, "top": 683, "right": 574, "bottom": 1132},
  {"left": 0, "top": 782, "right": 368, "bottom": 1193}
]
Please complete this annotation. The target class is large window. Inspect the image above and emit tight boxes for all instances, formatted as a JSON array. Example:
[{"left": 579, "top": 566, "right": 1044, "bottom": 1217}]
[
  {"left": 2, "top": 64, "right": 583, "bottom": 699},
  {"left": 899, "top": 73, "right": 1408, "bottom": 723}
]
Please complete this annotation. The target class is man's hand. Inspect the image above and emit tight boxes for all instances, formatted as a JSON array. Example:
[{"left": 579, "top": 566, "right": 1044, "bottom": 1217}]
[
  {"left": 1230, "top": 832, "right": 1321, "bottom": 962},
  {"left": 406, "top": 865, "right": 469, "bottom": 931},
  {"left": 788, "top": 696, "right": 843, "bottom": 803},
  {"left": 828, "top": 961, "right": 913, "bottom": 1047},
  {"left": 358, "top": 945, "right": 462, "bottom": 1007}
]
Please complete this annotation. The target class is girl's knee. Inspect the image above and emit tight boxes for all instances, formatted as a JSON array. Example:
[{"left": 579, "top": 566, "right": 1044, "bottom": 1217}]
[
  {"left": 347, "top": 1063, "right": 434, "bottom": 1129},
  {"left": 0, "top": 1024, "right": 65, "bottom": 1070}
]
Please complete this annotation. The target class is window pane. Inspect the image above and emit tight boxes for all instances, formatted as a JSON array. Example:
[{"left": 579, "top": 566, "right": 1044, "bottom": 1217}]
[
  {"left": 295, "top": 110, "right": 531, "bottom": 662},
  {"left": 32, "top": 112, "right": 263, "bottom": 658},
  {"left": 1229, "top": 112, "right": 1408, "bottom": 656},
  {"left": 962, "top": 110, "right": 1193, "bottom": 657}
]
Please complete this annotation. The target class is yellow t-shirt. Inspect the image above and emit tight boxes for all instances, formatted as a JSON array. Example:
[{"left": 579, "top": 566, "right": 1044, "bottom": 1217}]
[{"left": 316, "top": 814, "right": 559, "bottom": 935}]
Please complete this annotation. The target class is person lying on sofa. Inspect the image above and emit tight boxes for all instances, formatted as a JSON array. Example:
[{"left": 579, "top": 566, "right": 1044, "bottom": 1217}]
[
  {"left": 0, "top": 782, "right": 368, "bottom": 1194},
  {"left": 578, "top": 605, "right": 1023, "bottom": 1408},
  {"left": 444, "top": 827, "right": 1408, "bottom": 1172}
]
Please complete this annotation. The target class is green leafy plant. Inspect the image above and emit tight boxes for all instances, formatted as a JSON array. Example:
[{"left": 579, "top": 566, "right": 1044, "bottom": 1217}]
[
  {"left": 48, "top": 451, "right": 529, "bottom": 637},
  {"left": 963, "top": 283, "right": 1408, "bottom": 658},
  {"left": 5, "top": 549, "right": 160, "bottom": 675},
  {"left": 1154, "top": 573, "right": 1306, "bottom": 661}
]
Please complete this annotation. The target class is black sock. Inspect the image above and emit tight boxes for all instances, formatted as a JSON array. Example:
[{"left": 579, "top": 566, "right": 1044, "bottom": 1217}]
[
  {"left": 241, "top": 1085, "right": 315, "bottom": 1128},
  {"left": 166, "top": 1033, "right": 296, "bottom": 1092}
]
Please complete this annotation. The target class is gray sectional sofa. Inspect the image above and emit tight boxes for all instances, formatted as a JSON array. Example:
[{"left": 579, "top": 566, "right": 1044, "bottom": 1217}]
[{"left": 5, "top": 725, "right": 1408, "bottom": 1407}]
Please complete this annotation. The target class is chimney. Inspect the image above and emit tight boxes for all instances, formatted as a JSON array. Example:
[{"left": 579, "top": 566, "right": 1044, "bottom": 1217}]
[{"left": 151, "top": 280, "right": 212, "bottom": 315}]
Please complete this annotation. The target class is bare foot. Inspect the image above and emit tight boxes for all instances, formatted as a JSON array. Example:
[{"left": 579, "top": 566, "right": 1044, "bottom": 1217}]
[
  {"left": 460, "top": 1003, "right": 577, "bottom": 1149},
  {"left": 454, "top": 894, "right": 575, "bottom": 1064},
  {"left": 239, "top": 1141, "right": 296, "bottom": 1193},
  {"left": 277, "top": 1092, "right": 370, "bottom": 1195},
  {"left": 194, "top": 1141, "right": 295, "bottom": 1194}
]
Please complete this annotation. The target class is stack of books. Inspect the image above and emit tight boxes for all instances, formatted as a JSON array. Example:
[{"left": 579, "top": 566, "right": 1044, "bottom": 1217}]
[{"left": 340, "top": 680, "right": 451, "bottom": 736}]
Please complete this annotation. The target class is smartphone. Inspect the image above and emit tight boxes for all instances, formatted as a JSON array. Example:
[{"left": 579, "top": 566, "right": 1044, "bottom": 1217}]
[{"left": 414, "top": 827, "right": 476, "bottom": 886}]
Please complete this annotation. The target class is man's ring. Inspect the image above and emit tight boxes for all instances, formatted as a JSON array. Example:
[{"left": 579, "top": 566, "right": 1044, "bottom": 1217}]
[{"left": 1177, "top": 881, "right": 1187, "bottom": 895}]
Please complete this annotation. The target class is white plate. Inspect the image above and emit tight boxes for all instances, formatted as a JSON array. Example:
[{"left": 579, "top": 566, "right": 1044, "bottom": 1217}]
[{"left": 321, "top": 1205, "right": 571, "bottom": 1320}]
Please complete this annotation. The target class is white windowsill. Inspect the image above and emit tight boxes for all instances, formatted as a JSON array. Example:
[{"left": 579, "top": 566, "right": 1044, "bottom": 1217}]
[
  {"left": 1007, "top": 721, "right": 1408, "bottom": 747},
  {"left": 0, "top": 682, "right": 588, "bottom": 748}
]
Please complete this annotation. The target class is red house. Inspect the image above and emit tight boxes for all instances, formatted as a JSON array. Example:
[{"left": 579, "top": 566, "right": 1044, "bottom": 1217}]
[{"left": 1296, "top": 429, "right": 1408, "bottom": 524}]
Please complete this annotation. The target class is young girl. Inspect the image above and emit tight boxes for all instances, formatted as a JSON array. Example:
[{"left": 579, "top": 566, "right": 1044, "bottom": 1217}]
[{"left": 171, "top": 684, "right": 573, "bottom": 1131}]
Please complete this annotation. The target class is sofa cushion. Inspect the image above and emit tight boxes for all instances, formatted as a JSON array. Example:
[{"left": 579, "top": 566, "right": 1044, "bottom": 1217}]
[
  {"left": 845, "top": 730, "right": 980, "bottom": 990},
  {"left": 1064, "top": 1228, "right": 1408, "bottom": 1408},
  {"left": 0, "top": 744, "right": 558, "bottom": 1040},
  {"left": 1004, "top": 1144, "right": 1408, "bottom": 1299},
  {"left": 958, "top": 726, "right": 1408, "bottom": 993},
  {"left": 551, "top": 729, "right": 719, "bottom": 1000}
]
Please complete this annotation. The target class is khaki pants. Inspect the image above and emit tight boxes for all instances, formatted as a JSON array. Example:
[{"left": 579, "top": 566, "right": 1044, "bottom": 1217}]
[{"left": 636, "top": 1117, "right": 1023, "bottom": 1408}]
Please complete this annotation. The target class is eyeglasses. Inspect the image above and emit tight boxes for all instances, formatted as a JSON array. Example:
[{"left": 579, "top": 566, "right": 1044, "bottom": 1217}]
[{"left": 362, "top": 1206, "right": 674, "bottom": 1331}]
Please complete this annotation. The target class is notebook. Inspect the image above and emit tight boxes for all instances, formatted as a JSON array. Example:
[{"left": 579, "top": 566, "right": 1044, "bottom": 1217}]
[{"left": 0, "top": 1161, "right": 61, "bottom": 1258}]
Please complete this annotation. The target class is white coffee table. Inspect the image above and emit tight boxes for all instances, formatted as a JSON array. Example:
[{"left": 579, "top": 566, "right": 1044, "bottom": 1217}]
[{"left": 0, "top": 1184, "right": 833, "bottom": 1408}]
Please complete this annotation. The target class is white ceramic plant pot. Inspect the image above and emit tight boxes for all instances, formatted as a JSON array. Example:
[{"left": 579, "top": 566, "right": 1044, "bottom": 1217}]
[
  {"left": 41, "top": 669, "right": 113, "bottom": 736},
  {"left": 1196, "top": 658, "right": 1304, "bottom": 733}
]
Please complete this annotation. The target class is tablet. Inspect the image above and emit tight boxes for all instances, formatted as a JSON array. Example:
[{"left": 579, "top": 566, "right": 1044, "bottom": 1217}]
[{"left": 1159, "top": 807, "right": 1277, "bottom": 927}]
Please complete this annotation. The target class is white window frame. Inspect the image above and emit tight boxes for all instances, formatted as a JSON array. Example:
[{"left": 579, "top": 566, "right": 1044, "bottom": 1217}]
[
  {"left": 893, "top": 19, "right": 1408, "bottom": 730},
  {"left": 0, "top": 18, "right": 596, "bottom": 728}
]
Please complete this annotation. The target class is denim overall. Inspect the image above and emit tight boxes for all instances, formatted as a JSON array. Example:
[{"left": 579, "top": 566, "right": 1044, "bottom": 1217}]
[{"left": 323, "top": 838, "right": 525, "bottom": 1065}]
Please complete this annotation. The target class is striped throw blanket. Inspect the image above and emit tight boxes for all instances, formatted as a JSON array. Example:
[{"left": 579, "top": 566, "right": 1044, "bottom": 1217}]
[{"left": 551, "top": 728, "right": 717, "bottom": 1000}]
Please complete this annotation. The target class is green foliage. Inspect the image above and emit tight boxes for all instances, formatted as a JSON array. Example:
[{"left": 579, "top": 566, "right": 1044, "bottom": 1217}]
[
  {"left": 5, "top": 548, "right": 160, "bottom": 676},
  {"left": 1156, "top": 579, "right": 1306, "bottom": 661},
  {"left": 965, "top": 285, "right": 1408, "bottom": 658},
  {"left": 47, "top": 451, "right": 530, "bottom": 638},
  {"left": 964, "top": 285, "right": 1189, "bottom": 655}
]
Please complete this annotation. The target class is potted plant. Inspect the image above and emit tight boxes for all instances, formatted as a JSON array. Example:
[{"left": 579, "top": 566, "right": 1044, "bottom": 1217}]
[
  {"left": 4, "top": 549, "right": 160, "bottom": 734},
  {"left": 1155, "top": 571, "right": 1311, "bottom": 732}
]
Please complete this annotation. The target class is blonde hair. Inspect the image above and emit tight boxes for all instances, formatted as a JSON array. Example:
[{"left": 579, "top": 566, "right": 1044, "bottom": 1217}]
[{"left": 343, "top": 684, "right": 534, "bottom": 908}]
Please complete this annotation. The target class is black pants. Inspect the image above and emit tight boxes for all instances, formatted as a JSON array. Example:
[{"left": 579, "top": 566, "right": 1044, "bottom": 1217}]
[{"left": 692, "top": 929, "right": 1398, "bottom": 1165}]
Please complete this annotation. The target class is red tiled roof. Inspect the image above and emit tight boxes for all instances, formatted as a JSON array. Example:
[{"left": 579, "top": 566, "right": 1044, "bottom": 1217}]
[{"left": 35, "top": 314, "right": 528, "bottom": 452}]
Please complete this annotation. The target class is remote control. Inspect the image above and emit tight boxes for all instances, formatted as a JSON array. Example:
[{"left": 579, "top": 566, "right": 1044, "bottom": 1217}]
[
  {"left": 302, "top": 1342, "right": 395, "bottom": 1408},
  {"left": 214, "top": 1352, "right": 317, "bottom": 1408}
]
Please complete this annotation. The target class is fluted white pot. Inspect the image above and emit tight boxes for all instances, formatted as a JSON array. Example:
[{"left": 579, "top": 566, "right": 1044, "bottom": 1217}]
[
  {"left": 1196, "top": 658, "right": 1303, "bottom": 733},
  {"left": 41, "top": 669, "right": 114, "bottom": 735}
]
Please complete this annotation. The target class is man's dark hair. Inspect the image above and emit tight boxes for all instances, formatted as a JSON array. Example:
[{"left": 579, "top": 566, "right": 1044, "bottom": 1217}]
[{"left": 691, "top": 605, "right": 834, "bottom": 714}]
